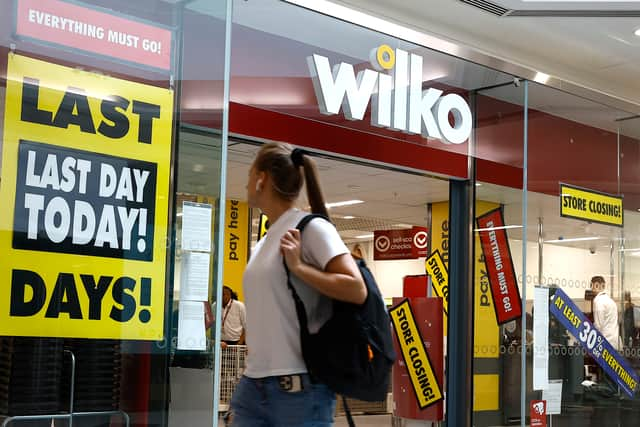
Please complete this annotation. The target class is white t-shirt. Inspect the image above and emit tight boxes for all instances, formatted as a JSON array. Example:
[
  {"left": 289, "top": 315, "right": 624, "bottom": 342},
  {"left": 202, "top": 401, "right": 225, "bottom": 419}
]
[
  {"left": 593, "top": 291, "right": 620, "bottom": 350},
  {"left": 242, "top": 208, "right": 348, "bottom": 378},
  {"left": 221, "top": 299, "right": 246, "bottom": 342}
]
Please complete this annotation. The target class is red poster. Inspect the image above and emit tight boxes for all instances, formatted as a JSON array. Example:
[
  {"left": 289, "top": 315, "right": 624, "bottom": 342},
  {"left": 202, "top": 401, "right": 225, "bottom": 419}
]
[
  {"left": 16, "top": 0, "right": 173, "bottom": 71},
  {"left": 476, "top": 208, "right": 522, "bottom": 324},
  {"left": 411, "top": 226, "right": 429, "bottom": 258},
  {"left": 530, "top": 400, "right": 547, "bottom": 427}
]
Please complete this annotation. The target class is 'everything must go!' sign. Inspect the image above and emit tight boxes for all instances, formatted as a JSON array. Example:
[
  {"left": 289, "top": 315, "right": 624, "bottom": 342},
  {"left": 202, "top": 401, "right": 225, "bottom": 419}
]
[{"left": 0, "top": 54, "right": 174, "bottom": 340}]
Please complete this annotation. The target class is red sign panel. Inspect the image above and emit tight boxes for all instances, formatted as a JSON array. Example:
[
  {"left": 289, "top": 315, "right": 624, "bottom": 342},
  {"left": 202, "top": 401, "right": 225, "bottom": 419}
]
[
  {"left": 374, "top": 228, "right": 428, "bottom": 260},
  {"left": 403, "top": 275, "right": 428, "bottom": 298},
  {"left": 530, "top": 400, "right": 547, "bottom": 427},
  {"left": 476, "top": 208, "right": 522, "bottom": 324},
  {"left": 16, "top": 0, "right": 173, "bottom": 71}
]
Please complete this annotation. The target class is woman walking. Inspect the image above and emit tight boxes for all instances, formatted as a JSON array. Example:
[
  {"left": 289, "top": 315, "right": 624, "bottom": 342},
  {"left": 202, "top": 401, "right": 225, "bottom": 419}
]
[{"left": 229, "top": 142, "right": 366, "bottom": 427}]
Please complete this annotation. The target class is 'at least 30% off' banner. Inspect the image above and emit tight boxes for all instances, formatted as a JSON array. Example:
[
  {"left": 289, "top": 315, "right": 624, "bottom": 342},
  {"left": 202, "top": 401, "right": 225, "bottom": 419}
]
[{"left": 549, "top": 288, "right": 639, "bottom": 397}]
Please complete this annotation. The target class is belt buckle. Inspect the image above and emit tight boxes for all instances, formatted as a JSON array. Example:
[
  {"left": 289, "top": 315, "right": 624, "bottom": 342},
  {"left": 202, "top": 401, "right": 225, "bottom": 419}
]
[{"left": 278, "top": 374, "right": 303, "bottom": 392}]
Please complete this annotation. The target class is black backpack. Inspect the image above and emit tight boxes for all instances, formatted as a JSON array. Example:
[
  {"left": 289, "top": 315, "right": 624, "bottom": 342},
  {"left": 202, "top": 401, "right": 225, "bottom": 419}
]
[{"left": 284, "top": 215, "right": 396, "bottom": 406}]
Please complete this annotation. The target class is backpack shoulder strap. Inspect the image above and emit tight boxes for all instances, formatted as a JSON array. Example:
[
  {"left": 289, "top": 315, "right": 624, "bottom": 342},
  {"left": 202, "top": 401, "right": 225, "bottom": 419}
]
[
  {"left": 295, "top": 213, "right": 330, "bottom": 232},
  {"left": 284, "top": 213, "right": 333, "bottom": 368}
]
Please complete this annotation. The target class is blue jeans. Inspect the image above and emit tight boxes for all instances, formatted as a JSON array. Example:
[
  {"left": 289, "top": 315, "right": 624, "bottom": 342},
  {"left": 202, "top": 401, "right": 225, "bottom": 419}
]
[{"left": 229, "top": 375, "right": 336, "bottom": 427}]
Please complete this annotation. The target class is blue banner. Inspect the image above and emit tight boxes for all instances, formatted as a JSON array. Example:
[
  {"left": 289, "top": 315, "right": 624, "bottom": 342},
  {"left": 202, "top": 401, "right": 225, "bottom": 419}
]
[{"left": 549, "top": 288, "right": 638, "bottom": 397}]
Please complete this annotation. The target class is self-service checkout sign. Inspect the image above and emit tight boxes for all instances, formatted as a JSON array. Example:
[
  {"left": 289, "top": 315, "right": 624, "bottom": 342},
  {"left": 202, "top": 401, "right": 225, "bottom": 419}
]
[
  {"left": 389, "top": 299, "right": 443, "bottom": 409},
  {"left": 374, "top": 227, "right": 428, "bottom": 260},
  {"left": 549, "top": 288, "right": 639, "bottom": 397}
]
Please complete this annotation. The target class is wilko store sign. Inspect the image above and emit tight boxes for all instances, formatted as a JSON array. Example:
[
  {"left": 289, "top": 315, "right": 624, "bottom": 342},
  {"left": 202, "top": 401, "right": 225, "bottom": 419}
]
[
  {"left": 308, "top": 45, "right": 472, "bottom": 145},
  {"left": 15, "top": 0, "right": 173, "bottom": 71},
  {"left": 476, "top": 208, "right": 522, "bottom": 324},
  {"left": 374, "top": 227, "right": 428, "bottom": 260}
]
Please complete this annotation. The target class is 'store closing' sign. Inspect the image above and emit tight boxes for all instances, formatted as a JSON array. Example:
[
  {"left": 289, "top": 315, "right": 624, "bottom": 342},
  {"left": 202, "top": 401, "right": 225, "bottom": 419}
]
[{"left": 0, "top": 54, "right": 174, "bottom": 340}]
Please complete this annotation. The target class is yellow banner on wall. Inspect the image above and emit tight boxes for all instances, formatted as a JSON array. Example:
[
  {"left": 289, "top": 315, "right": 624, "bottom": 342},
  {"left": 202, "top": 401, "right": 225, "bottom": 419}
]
[
  {"left": 389, "top": 299, "right": 443, "bottom": 409},
  {"left": 223, "top": 200, "right": 249, "bottom": 301},
  {"left": 560, "top": 183, "right": 623, "bottom": 227},
  {"left": 0, "top": 54, "right": 174, "bottom": 340}
]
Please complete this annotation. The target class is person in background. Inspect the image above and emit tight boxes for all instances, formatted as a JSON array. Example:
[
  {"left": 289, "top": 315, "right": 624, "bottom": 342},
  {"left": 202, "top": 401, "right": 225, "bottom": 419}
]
[
  {"left": 623, "top": 291, "right": 637, "bottom": 348},
  {"left": 591, "top": 276, "right": 621, "bottom": 351},
  {"left": 228, "top": 142, "right": 366, "bottom": 427},
  {"left": 220, "top": 285, "right": 246, "bottom": 348}
]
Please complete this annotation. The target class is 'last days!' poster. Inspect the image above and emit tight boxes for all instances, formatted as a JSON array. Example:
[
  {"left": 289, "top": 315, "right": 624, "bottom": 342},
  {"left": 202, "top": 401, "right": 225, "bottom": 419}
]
[{"left": 0, "top": 54, "right": 174, "bottom": 340}]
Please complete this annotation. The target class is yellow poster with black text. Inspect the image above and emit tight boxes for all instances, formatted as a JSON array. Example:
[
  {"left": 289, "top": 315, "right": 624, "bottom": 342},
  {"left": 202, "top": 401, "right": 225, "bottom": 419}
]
[
  {"left": 0, "top": 54, "right": 174, "bottom": 340},
  {"left": 223, "top": 200, "right": 249, "bottom": 301},
  {"left": 389, "top": 299, "right": 443, "bottom": 409},
  {"left": 429, "top": 202, "right": 450, "bottom": 335}
]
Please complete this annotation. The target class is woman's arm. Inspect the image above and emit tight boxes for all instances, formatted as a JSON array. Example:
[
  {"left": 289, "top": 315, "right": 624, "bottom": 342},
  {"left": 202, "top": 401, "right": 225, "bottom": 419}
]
[{"left": 281, "top": 229, "right": 367, "bottom": 305}]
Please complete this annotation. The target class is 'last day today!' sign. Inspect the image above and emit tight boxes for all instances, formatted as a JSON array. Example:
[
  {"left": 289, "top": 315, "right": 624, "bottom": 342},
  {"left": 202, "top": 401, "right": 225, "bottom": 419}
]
[{"left": 0, "top": 54, "right": 174, "bottom": 340}]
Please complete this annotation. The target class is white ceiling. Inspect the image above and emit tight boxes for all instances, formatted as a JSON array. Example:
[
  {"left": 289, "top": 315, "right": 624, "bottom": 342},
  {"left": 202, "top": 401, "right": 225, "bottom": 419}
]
[
  {"left": 178, "top": 133, "right": 640, "bottom": 252},
  {"left": 332, "top": 0, "right": 640, "bottom": 108}
]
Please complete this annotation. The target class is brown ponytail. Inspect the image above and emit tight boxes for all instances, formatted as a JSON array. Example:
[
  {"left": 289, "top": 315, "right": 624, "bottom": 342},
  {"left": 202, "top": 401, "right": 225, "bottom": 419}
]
[
  {"left": 300, "top": 154, "right": 329, "bottom": 218},
  {"left": 253, "top": 142, "right": 329, "bottom": 218}
]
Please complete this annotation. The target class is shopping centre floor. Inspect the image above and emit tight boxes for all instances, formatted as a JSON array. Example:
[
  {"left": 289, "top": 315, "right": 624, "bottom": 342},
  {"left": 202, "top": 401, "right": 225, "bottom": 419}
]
[{"left": 334, "top": 414, "right": 391, "bottom": 426}]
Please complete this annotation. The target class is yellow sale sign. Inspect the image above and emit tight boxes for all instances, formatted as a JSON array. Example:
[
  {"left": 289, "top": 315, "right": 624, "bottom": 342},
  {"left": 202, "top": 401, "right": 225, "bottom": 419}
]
[
  {"left": 560, "top": 183, "right": 623, "bottom": 227},
  {"left": 0, "top": 54, "right": 174, "bottom": 340}
]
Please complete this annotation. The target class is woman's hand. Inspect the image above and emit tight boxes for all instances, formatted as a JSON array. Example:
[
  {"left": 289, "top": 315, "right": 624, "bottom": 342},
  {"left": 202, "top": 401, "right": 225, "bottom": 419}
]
[{"left": 281, "top": 229, "right": 303, "bottom": 274}]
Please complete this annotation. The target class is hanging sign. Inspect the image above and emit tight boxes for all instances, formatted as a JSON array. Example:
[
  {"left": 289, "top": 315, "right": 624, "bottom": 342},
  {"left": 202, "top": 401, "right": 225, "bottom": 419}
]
[
  {"left": 476, "top": 208, "right": 522, "bottom": 324},
  {"left": 559, "top": 183, "right": 623, "bottom": 227},
  {"left": 0, "top": 54, "right": 174, "bottom": 340},
  {"left": 549, "top": 288, "right": 638, "bottom": 397},
  {"left": 389, "top": 299, "right": 443, "bottom": 409},
  {"left": 15, "top": 0, "right": 173, "bottom": 71},
  {"left": 374, "top": 227, "right": 428, "bottom": 260},
  {"left": 424, "top": 250, "right": 448, "bottom": 317}
]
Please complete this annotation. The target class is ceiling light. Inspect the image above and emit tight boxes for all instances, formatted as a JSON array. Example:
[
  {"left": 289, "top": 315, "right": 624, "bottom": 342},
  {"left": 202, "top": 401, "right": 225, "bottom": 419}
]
[
  {"left": 545, "top": 236, "right": 601, "bottom": 243},
  {"left": 325, "top": 199, "right": 364, "bottom": 208},
  {"left": 342, "top": 215, "right": 355, "bottom": 219},
  {"left": 356, "top": 234, "right": 374, "bottom": 239},
  {"left": 635, "top": 28, "right": 640, "bottom": 37},
  {"left": 475, "top": 225, "right": 523, "bottom": 232},
  {"left": 534, "top": 72, "right": 550, "bottom": 84}
]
